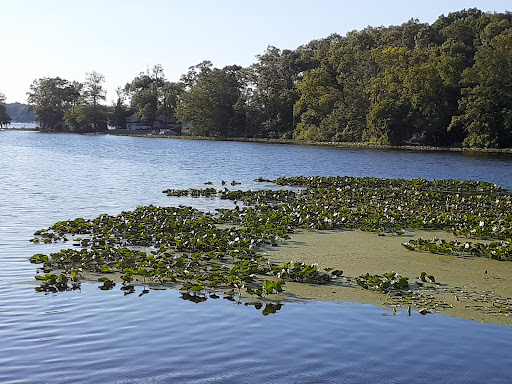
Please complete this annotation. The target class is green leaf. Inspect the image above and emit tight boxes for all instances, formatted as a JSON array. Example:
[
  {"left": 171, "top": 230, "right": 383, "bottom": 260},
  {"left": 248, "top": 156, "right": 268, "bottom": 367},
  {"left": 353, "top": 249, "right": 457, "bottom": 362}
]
[{"left": 263, "top": 280, "right": 275, "bottom": 294}]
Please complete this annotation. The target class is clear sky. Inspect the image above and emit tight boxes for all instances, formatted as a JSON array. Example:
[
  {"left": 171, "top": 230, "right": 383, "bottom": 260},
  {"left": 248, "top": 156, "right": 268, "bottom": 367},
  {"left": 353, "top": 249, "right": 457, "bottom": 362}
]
[{"left": 2, "top": 0, "right": 510, "bottom": 104}]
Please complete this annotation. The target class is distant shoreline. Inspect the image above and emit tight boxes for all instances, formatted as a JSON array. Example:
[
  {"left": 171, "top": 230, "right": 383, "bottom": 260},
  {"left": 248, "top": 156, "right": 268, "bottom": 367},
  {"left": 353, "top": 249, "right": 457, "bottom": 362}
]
[
  {"left": 4, "top": 122, "right": 38, "bottom": 130},
  {"left": 5, "top": 127, "right": 512, "bottom": 154},
  {"left": 1, "top": 127, "right": 38, "bottom": 131},
  {"left": 108, "top": 130, "right": 512, "bottom": 154}
]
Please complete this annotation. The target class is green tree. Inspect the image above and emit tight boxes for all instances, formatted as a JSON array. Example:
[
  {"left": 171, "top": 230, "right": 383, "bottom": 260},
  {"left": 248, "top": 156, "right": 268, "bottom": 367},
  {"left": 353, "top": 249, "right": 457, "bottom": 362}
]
[
  {"left": 84, "top": 71, "right": 106, "bottom": 108},
  {"left": 176, "top": 63, "right": 244, "bottom": 137},
  {"left": 293, "top": 67, "right": 341, "bottom": 140},
  {"left": 160, "top": 81, "right": 184, "bottom": 121},
  {"left": 125, "top": 64, "right": 176, "bottom": 125},
  {"left": 68, "top": 71, "right": 108, "bottom": 132},
  {"left": 110, "top": 87, "right": 130, "bottom": 129},
  {"left": 64, "top": 105, "right": 99, "bottom": 132},
  {"left": 54, "top": 71, "right": 109, "bottom": 133},
  {"left": 27, "top": 77, "right": 81, "bottom": 131},
  {"left": 247, "top": 46, "right": 306, "bottom": 138},
  {"left": 365, "top": 47, "right": 414, "bottom": 145},
  {"left": 324, "top": 29, "right": 380, "bottom": 142},
  {"left": 365, "top": 46, "right": 459, "bottom": 146},
  {"left": 0, "top": 92, "right": 11, "bottom": 127},
  {"left": 451, "top": 27, "right": 512, "bottom": 148}
]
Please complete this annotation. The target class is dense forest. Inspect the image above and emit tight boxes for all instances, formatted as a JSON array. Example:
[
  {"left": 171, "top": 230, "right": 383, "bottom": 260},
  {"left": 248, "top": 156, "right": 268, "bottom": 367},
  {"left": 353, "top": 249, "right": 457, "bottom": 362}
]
[
  {"left": 5, "top": 102, "right": 36, "bottom": 122},
  {"left": 21, "top": 9, "right": 512, "bottom": 148}
]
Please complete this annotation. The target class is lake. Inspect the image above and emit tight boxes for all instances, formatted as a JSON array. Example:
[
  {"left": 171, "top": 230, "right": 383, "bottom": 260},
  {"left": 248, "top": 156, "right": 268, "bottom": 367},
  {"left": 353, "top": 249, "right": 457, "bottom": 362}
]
[{"left": 1, "top": 130, "right": 512, "bottom": 383}]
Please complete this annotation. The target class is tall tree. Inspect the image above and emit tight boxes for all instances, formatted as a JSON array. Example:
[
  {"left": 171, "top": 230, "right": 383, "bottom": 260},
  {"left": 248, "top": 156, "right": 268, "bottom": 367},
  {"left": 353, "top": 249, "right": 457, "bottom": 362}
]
[
  {"left": 450, "top": 27, "right": 512, "bottom": 148},
  {"left": 325, "top": 29, "right": 380, "bottom": 142},
  {"left": 365, "top": 47, "right": 414, "bottom": 145},
  {"left": 68, "top": 71, "right": 108, "bottom": 132},
  {"left": 110, "top": 86, "right": 130, "bottom": 129},
  {"left": 84, "top": 71, "right": 106, "bottom": 108},
  {"left": 125, "top": 64, "right": 173, "bottom": 125},
  {"left": 160, "top": 81, "right": 184, "bottom": 121},
  {"left": 0, "top": 92, "right": 11, "bottom": 127},
  {"left": 27, "top": 77, "right": 81, "bottom": 131},
  {"left": 176, "top": 64, "right": 244, "bottom": 137},
  {"left": 247, "top": 46, "right": 306, "bottom": 138},
  {"left": 293, "top": 66, "right": 341, "bottom": 140}
]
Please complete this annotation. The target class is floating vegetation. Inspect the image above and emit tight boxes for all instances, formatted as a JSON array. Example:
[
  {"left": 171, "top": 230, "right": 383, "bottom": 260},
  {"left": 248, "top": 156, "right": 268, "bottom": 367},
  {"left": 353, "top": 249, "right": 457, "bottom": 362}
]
[
  {"left": 272, "top": 261, "right": 333, "bottom": 283},
  {"left": 164, "top": 176, "right": 511, "bottom": 238},
  {"left": 29, "top": 176, "right": 512, "bottom": 317},
  {"left": 355, "top": 272, "right": 410, "bottom": 292},
  {"left": 34, "top": 272, "right": 81, "bottom": 293},
  {"left": 402, "top": 238, "right": 512, "bottom": 261}
]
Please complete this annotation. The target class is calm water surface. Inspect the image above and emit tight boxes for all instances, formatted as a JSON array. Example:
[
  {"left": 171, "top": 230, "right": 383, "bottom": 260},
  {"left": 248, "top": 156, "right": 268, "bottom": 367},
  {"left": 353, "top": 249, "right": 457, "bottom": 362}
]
[{"left": 1, "top": 131, "right": 512, "bottom": 383}]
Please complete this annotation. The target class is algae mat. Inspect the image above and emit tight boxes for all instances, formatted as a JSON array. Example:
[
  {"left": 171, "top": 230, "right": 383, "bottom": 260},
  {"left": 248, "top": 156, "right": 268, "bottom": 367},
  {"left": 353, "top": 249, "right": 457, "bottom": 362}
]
[{"left": 264, "top": 229, "right": 512, "bottom": 326}]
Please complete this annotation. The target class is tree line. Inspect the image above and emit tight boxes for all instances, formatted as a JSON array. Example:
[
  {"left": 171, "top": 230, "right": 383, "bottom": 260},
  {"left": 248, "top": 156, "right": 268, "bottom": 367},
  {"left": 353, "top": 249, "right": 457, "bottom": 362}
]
[
  {"left": 22, "top": 8, "right": 512, "bottom": 148},
  {"left": 5, "top": 102, "right": 36, "bottom": 123}
]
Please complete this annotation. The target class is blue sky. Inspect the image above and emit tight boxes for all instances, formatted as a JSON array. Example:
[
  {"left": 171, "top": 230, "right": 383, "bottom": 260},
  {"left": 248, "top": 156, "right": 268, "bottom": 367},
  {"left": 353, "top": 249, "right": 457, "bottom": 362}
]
[{"left": 2, "top": 0, "right": 510, "bottom": 103}]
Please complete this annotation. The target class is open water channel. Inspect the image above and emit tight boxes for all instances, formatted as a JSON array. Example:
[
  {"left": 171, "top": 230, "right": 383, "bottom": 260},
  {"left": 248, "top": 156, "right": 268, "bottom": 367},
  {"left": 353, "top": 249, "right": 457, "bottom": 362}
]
[{"left": 1, "top": 130, "right": 512, "bottom": 383}]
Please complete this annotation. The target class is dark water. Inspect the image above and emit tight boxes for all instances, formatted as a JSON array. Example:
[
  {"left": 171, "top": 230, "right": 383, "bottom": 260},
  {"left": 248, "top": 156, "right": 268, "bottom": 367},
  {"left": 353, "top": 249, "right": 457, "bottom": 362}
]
[{"left": 1, "top": 131, "right": 512, "bottom": 383}]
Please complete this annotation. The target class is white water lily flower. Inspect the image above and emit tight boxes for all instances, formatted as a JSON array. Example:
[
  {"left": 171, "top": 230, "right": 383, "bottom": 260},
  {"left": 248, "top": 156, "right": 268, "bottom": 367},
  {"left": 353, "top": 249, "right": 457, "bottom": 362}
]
[{"left": 479, "top": 221, "right": 484, "bottom": 227}]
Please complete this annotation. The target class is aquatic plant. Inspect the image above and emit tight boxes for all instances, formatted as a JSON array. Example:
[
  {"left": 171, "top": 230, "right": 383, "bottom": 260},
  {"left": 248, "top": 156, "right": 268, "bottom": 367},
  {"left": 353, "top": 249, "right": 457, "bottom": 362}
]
[
  {"left": 34, "top": 273, "right": 80, "bottom": 292},
  {"left": 355, "top": 272, "right": 410, "bottom": 292},
  {"left": 402, "top": 238, "right": 512, "bottom": 260},
  {"left": 29, "top": 175, "right": 512, "bottom": 316},
  {"left": 262, "top": 280, "right": 285, "bottom": 294},
  {"left": 419, "top": 272, "right": 436, "bottom": 283},
  {"left": 271, "top": 261, "right": 332, "bottom": 283}
]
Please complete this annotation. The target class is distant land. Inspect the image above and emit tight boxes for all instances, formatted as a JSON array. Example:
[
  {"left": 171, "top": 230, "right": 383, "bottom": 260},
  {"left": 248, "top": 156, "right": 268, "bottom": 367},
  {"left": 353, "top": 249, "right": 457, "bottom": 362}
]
[
  {"left": 6, "top": 103, "right": 36, "bottom": 123},
  {"left": 14, "top": 9, "right": 512, "bottom": 149}
]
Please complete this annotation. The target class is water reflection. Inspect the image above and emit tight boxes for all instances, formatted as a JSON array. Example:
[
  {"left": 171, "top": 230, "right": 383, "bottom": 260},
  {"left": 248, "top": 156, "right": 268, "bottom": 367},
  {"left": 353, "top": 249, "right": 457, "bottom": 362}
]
[{"left": 180, "top": 290, "right": 284, "bottom": 315}]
